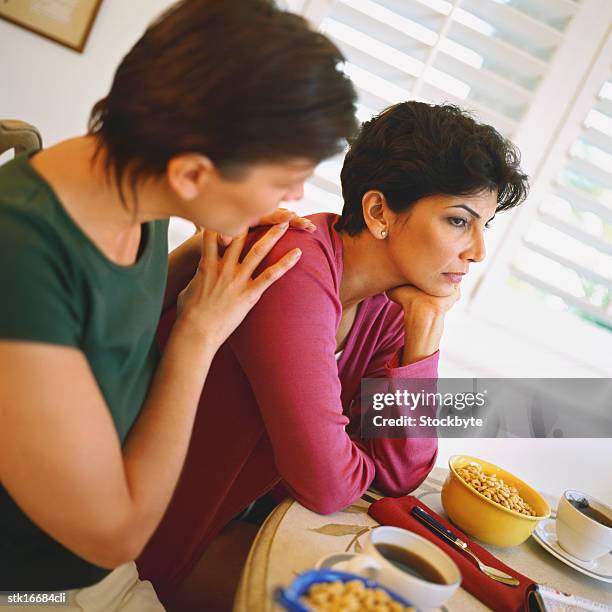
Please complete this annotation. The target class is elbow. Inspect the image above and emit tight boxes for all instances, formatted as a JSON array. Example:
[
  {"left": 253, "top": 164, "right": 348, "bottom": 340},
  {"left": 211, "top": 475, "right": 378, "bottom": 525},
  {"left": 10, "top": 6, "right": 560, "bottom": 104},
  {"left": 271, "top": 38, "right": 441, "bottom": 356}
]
[
  {"left": 94, "top": 533, "right": 145, "bottom": 570},
  {"left": 75, "top": 518, "right": 149, "bottom": 570},
  {"left": 376, "top": 469, "right": 427, "bottom": 497},
  {"left": 375, "top": 441, "right": 438, "bottom": 497},
  {"left": 376, "top": 479, "right": 414, "bottom": 499},
  {"left": 290, "top": 479, "right": 362, "bottom": 516},
  {"left": 280, "top": 454, "right": 376, "bottom": 515},
  {"left": 300, "top": 496, "right": 345, "bottom": 516},
  {"left": 90, "top": 539, "right": 144, "bottom": 570}
]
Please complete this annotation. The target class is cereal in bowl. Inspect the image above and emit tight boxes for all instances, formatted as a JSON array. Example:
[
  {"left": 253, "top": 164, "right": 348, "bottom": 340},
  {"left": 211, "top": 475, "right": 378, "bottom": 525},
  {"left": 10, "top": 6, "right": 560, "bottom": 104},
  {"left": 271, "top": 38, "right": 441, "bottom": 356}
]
[
  {"left": 457, "top": 462, "right": 537, "bottom": 516},
  {"left": 300, "top": 579, "right": 415, "bottom": 611}
]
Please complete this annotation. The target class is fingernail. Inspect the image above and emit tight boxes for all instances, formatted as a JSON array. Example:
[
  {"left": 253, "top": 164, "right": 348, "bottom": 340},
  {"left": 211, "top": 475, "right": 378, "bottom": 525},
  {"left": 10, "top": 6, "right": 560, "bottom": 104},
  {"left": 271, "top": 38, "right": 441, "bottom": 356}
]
[
  {"left": 291, "top": 248, "right": 302, "bottom": 259},
  {"left": 306, "top": 222, "right": 316, "bottom": 232},
  {"left": 278, "top": 222, "right": 289, "bottom": 230}
]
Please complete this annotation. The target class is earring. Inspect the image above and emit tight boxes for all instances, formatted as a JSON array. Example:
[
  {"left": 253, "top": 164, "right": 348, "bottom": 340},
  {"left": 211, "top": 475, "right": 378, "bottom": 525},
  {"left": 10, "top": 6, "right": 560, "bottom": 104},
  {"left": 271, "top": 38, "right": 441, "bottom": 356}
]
[{"left": 381, "top": 228, "right": 387, "bottom": 239}]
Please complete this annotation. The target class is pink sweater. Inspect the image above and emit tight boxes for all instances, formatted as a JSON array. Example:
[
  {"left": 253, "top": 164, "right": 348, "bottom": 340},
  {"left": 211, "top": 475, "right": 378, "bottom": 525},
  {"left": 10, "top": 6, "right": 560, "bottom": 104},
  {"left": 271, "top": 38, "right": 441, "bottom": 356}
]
[{"left": 137, "top": 213, "right": 438, "bottom": 595}]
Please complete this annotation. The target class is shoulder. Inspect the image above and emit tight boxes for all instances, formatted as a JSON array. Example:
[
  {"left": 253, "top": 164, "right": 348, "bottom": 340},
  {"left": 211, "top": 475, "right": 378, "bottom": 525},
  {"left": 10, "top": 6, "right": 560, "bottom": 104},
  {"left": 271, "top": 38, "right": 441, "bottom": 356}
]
[
  {"left": 0, "top": 205, "right": 57, "bottom": 257},
  {"left": 0, "top": 154, "right": 70, "bottom": 258},
  {"left": 247, "top": 212, "right": 338, "bottom": 255},
  {"left": 0, "top": 208, "right": 82, "bottom": 344},
  {"left": 246, "top": 212, "right": 342, "bottom": 288},
  {"left": 0, "top": 154, "right": 59, "bottom": 224},
  {"left": 0, "top": 205, "right": 77, "bottom": 280}
]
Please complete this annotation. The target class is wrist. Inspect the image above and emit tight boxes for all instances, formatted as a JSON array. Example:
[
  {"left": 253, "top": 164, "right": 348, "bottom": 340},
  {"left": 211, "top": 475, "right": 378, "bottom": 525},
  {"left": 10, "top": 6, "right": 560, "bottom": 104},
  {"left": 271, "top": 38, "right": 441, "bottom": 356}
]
[
  {"left": 169, "top": 314, "right": 221, "bottom": 355},
  {"left": 402, "top": 302, "right": 446, "bottom": 329},
  {"left": 401, "top": 308, "right": 445, "bottom": 366}
]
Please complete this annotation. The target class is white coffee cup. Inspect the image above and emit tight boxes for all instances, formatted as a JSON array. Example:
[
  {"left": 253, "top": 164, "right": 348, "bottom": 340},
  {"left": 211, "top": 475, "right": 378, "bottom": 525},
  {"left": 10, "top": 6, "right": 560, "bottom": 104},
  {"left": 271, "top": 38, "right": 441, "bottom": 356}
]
[
  {"left": 316, "top": 526, "right": 461, "bottom": 610},
  {"left": 556, "top": 490, "right": 612, "bottom": 562}
]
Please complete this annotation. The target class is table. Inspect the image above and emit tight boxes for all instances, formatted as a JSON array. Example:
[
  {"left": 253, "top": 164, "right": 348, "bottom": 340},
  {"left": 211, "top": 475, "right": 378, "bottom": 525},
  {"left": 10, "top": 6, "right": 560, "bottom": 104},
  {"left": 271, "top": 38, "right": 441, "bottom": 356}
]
[{"left": 234, "top": 468, "right": 612, "bottom": 611}]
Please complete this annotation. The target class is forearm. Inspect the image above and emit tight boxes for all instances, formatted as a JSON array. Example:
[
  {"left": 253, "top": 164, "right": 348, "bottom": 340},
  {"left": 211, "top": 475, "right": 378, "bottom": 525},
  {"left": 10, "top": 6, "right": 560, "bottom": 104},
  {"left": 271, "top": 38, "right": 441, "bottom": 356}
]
[
  {"left": 401, "top": 306, "right": 445, "bottom": 366},
  {"left": 357, "top": 336, "right": 439, "bottom": 496},
  {"left": 163, "top": 232, "right": 202, "bottom": 310},
  {"left": 121, "top": 321, "right": 217, "bottom": 549}
]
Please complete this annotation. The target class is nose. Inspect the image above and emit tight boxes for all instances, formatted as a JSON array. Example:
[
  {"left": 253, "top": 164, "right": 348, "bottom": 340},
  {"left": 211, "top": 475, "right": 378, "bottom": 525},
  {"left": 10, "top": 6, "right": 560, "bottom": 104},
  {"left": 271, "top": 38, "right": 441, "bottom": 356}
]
[
  {"left": 285, "top": 182, "right": 305, "bottom": 202},
  {"left": 465, "top": 228, "right": 486, "bottom": 263}
]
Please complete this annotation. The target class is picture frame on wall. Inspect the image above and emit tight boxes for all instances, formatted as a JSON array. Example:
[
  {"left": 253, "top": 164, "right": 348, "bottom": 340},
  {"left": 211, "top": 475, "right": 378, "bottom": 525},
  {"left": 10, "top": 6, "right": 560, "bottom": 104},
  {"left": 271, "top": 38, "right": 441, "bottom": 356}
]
[{"left": 0, "top": 0, "right": 103, "bottom": 53}]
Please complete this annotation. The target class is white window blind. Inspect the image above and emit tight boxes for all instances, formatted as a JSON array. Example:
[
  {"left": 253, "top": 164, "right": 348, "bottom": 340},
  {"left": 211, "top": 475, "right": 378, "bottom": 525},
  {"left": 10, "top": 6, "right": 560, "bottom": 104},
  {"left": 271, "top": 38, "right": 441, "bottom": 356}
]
[
  {"left": 471, "top": 27, "right": 612, "bottom": 368},
  {"left": 510, "top": 75, "right": 612, "bottom": 331},
  {"left": 299, "top": 0, "right": 588, "bottom": 211},
  {"left": 296, "top": 0, "right": 611, "bottom": 369}
]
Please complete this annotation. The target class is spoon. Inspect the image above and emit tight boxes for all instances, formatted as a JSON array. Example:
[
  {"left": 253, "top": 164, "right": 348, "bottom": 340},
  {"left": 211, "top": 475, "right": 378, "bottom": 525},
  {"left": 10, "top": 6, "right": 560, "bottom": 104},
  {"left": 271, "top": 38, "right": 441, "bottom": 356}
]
[{"left": 411, "top": 506, "right": 520, "bottom": 587}]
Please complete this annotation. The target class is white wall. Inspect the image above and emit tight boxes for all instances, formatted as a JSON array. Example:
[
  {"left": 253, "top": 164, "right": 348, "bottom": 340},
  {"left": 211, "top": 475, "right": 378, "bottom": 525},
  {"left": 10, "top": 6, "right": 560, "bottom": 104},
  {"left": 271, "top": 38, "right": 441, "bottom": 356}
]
[
  {"left": 0, "top": 0, "right": 174, "bottom": 145},
  {"left": 1, "top": 1, "right": 609, "bottom": 505},
  {"left": 0, "top": 0, "right": 193, "bottom": 244}
]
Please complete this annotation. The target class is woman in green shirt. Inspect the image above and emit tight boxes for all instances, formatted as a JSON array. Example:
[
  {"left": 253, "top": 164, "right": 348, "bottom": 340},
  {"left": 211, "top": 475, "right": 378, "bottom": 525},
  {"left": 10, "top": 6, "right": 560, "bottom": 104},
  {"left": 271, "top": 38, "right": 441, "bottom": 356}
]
[{"left": 0, "top": 0, "right": 356, "bottom": 608}]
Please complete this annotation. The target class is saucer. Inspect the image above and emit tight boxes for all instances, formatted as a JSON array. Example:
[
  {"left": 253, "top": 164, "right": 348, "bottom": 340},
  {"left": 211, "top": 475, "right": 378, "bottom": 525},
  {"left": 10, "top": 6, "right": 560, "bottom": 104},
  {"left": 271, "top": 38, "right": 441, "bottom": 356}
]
[
  {"left": 417, "top": 491, "right": 446, "bottom": 517},
  {"left": 316, "top": 552, "right": 362, "bottom": 571},
  {"left": 532, "top": 518, "right": 612, "bottom": 583}
]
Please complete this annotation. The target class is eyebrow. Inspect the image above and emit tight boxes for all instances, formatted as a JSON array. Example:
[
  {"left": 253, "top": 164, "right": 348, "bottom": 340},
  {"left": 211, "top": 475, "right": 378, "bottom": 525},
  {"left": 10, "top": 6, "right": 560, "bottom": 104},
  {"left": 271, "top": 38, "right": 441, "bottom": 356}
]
[
  {"left": 289, "top": 161, "right": 317, "bottom": 170},
  {"left": 447, "top": 204, "right": 496, "bottom": 224},
  {"left": 448, "top": 204, "right": 480, "bottom": 219}
]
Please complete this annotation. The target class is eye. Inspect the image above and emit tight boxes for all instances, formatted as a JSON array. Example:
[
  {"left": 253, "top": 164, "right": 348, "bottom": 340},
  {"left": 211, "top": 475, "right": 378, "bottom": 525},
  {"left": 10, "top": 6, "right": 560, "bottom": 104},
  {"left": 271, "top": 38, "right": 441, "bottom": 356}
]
[
  {"left": 281, "top": 182, "right": 300, "bottom": 191},
  {"left": 449, "top": 217, "right": 468, "bottom": 228}
]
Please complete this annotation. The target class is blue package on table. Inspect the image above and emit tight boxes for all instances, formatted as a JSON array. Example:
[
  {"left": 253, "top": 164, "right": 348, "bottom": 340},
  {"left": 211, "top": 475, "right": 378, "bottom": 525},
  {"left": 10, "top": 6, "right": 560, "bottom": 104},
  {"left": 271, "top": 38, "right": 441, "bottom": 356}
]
[{"left": 275, "top": 569, "right": 416, "bottom": 611}]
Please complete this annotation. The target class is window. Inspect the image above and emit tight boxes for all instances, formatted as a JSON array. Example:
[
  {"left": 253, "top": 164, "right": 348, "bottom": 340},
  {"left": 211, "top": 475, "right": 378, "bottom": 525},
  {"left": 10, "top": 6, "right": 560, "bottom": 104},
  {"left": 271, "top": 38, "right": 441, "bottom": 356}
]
[{"left": 293, "top": 0, "right": 612, "bottom": 374}]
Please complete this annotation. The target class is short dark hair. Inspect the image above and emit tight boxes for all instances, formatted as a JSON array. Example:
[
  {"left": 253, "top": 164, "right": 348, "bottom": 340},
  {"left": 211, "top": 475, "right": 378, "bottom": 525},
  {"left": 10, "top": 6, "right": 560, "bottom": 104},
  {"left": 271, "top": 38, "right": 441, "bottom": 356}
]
[
  {"left": 88, "top": 0, "right": 357, "bottom": 201},
  {"left": 335, "top": 102, "right": 529, "bottom": 235}
]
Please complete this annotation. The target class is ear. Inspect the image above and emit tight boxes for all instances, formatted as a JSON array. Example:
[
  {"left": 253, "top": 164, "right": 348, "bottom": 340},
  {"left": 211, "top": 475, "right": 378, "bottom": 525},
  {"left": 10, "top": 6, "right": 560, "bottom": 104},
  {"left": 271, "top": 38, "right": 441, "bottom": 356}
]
[
  {"left": 167, "top": 154, "right": 215, "bottom": 200},
  {"left": 362, "top": 190, "right": 390, "bottom": 240}
]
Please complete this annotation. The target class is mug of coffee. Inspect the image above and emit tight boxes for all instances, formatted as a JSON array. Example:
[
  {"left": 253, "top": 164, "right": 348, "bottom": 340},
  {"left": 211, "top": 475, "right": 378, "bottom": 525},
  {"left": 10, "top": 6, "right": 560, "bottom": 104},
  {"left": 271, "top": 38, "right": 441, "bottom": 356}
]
[
  {"left": 556, "top": 490, "right": 612, "bottom": 561},
  {"left": 316, "top": 526, "right": 461, "bottom": 610}
]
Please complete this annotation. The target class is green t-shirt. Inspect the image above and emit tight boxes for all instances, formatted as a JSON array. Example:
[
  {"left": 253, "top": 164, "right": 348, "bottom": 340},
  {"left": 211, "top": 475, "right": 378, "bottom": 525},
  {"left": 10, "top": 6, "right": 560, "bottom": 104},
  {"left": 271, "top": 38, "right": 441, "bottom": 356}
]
[{"left": 0, "top": 153, "right": 169, "bottom": 590}]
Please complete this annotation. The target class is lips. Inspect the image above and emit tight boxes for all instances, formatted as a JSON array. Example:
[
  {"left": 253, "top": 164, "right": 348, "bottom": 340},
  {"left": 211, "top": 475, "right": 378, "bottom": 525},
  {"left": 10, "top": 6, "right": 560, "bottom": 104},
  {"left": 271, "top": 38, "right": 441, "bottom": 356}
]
[{"left": 442, "top": 273, "right": 465, "bottom": 284}]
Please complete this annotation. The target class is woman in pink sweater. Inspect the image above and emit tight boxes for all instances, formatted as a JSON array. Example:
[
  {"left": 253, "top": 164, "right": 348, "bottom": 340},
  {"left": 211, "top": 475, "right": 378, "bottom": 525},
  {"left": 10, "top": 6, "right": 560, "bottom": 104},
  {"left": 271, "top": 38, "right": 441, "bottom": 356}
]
[{"left": 138, "top": 102, "right": 529, "bottom": 604}]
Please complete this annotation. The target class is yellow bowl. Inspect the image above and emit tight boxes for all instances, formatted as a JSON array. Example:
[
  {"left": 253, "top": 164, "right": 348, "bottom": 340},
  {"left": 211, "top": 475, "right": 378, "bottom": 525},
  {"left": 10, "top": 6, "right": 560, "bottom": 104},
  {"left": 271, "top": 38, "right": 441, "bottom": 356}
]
[{"left": 441, "top": 455, "right": 550, "bottom": 547}]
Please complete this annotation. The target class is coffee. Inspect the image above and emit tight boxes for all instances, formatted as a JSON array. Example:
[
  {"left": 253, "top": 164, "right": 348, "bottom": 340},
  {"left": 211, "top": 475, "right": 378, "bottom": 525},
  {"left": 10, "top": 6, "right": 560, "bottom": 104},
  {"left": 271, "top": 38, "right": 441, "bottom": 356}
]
[
  {"left": 569, "top": 498, "right": 612, "bottom": 529},
  {"left": 375, "top": 543, "right": 448, "bottom": 585}
]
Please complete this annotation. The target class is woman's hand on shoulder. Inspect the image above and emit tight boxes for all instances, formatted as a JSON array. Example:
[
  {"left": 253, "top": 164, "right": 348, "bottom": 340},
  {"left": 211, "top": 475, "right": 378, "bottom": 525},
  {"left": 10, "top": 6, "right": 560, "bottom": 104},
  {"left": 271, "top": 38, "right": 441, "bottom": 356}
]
[
  {"left": 176, "top": 224, "right": 302, "bottom": 349},
  {"left": 217, "top": 208, "right": 315, "bottom": 247},
  {"left": 254, "top": 208, "right": 316, "bottom": 232}
]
